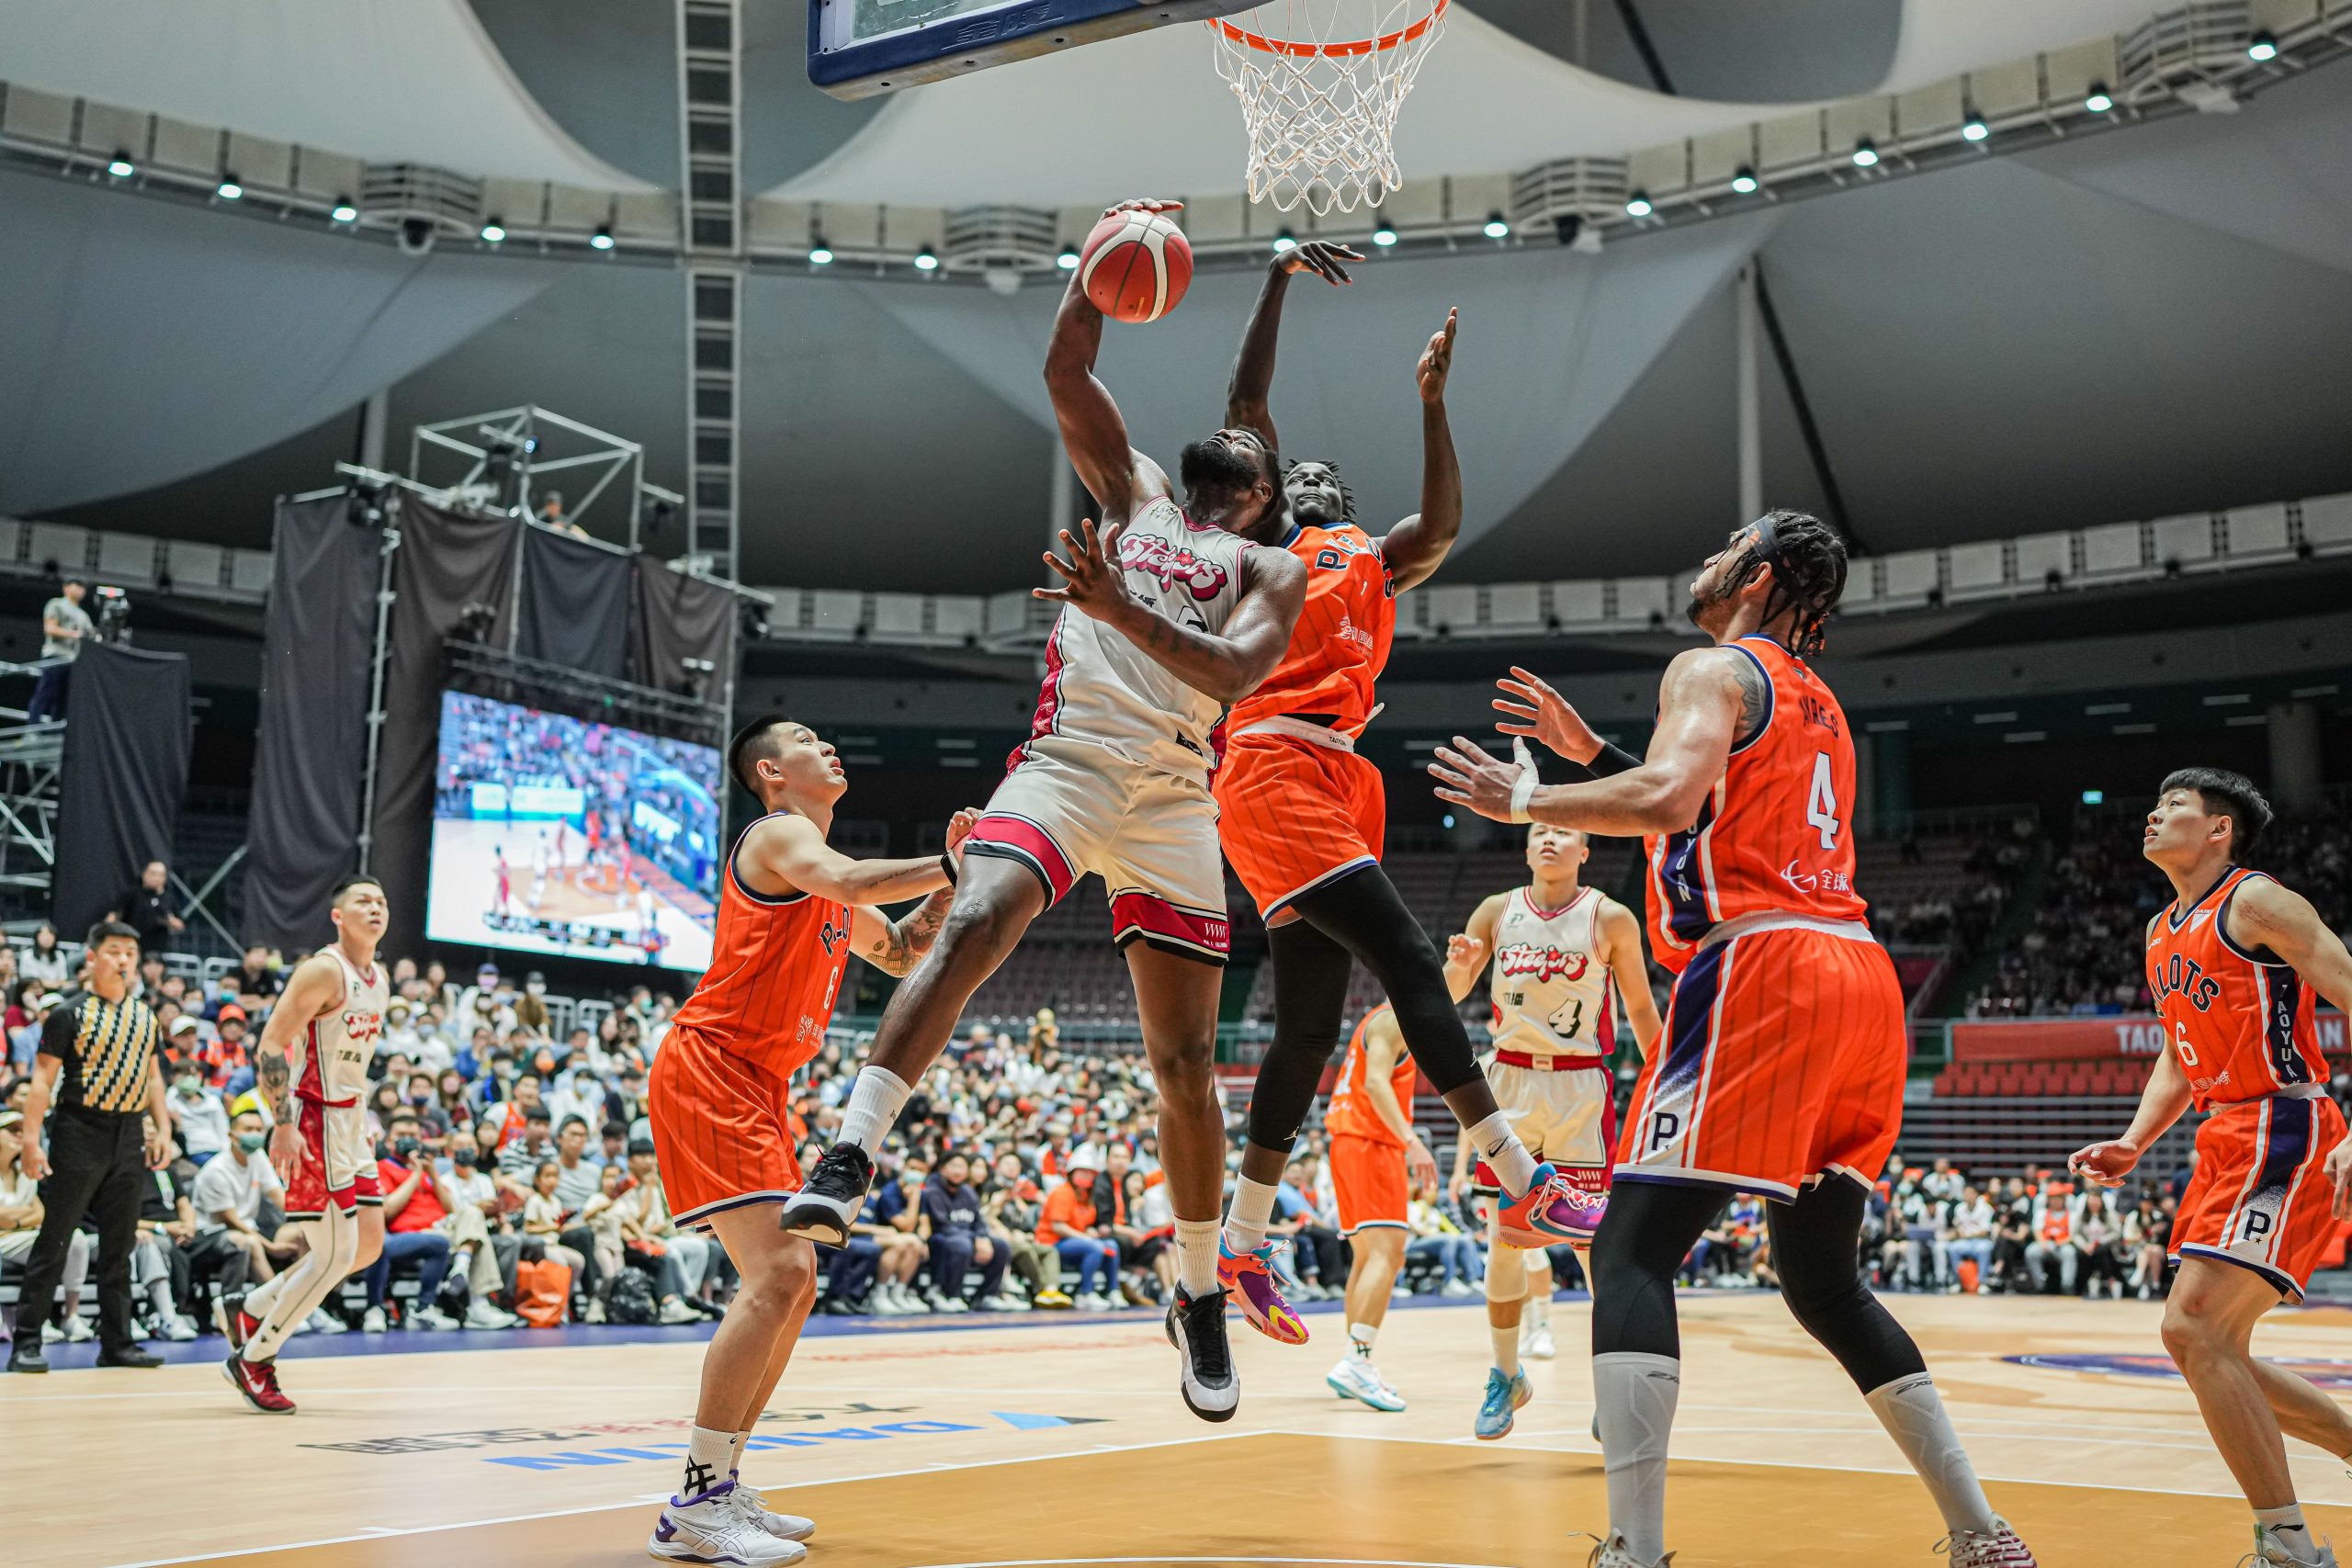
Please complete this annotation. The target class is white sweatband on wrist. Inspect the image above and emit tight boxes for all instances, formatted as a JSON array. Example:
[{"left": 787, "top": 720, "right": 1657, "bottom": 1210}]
[{"left": 1509, "top": 737, "right": 1540, "bottom": 824}]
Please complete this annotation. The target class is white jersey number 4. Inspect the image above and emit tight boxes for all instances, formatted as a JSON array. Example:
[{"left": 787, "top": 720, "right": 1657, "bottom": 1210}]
[{"left": 1806, "top": 751, "right": 1841, "bottom": 851}]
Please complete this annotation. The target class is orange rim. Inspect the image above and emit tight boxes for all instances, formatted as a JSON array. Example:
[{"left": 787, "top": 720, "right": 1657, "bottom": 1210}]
[{"left": 1214, "top": 0, "right": 1447, "bottom": 60}]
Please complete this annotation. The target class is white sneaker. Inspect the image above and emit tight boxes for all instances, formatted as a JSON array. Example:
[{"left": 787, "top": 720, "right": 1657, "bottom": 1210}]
[
  {"left": 658, "top": 1298, "right": 703, "bottom": 1325},
  {"left": 1441, "top": 1279, "right": 1476, "bottom": 1298},
  {"left": 1522, "top": 1324, "right": 1557, "bottom": 1360},
  {"left": 1326, "top": 1356, "right": 1407, "bottom": 1413},
  {"left": 412, "top": 1304, "right": 461, "bottom": 1330},
  {"left": 62, "top": 1315, "right": 95, "bottom": 1343},
  {"left": 361, "top": 1306, "right": 388, "bottom": 1333},
  {"left": 1935, "top": 1518, "right": 2038, "bottom": 1566},
  {"left": 899, "top": 1288, "right": 932, "bottom": 1314},
  {"left": 726, "top": 1477, "right": 816, "bottom": 1543},
  {"left": 1584, "top": 1532, "right": 1673, "bottom": 1568},
  {"left": 166, "top": 1314, "right": 200, "bottom": 1342},
  {"left": 464, "top": 1299, "right": 519, "bottom": 1329},
  {"left": 927, "top": 1292, "right": 968, "bottom": 1314},
  {"left": 649, "top": 1485, "right": 806, "bottom": 1565},
  {"left": 305, "top": 1308, "right": 347, "bottom": 1336}
]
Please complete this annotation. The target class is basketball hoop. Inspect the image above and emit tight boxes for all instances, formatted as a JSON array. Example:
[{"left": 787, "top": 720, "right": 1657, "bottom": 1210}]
[{"left": 1209, "top": 0, "right": 1448, "bottom": 216}]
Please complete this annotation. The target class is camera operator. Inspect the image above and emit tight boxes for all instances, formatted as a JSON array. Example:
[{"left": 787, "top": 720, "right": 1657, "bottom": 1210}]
[{"left": 26, "top": 579, "right": 91, "bottom": 724}]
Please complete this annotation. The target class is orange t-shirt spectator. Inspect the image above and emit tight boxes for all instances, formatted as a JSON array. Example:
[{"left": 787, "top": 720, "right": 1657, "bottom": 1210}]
[{"left": 1037, "top": 1172, "right": 1099, "bottom": 1244}]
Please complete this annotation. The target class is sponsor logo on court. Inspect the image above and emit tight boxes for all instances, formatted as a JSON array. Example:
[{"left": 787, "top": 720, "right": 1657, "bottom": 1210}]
[{"left": 2007, "top": 1352, "right": 2352, "bottom": 1389}]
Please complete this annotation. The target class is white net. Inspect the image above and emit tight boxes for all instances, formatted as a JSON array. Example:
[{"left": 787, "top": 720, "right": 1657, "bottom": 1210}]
[{"left": 1208, "top": 0, "right": 1448, "bottom": 216}]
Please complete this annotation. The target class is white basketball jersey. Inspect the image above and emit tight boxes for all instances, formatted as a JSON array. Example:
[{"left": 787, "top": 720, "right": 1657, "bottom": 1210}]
[
  {"left": 1487, "top": 886, "right": 1615, "bottom": 1060},
  {"left": 1020, "top": 495, "right": 1251, "bottom": 781},
  {"left": 297, "top": 948, "right": 387, "bottom": 1107}
]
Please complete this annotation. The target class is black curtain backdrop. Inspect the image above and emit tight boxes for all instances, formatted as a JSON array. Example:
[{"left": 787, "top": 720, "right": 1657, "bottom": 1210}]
[
  {"left": 243, "top": 495, "right": 379, "bottom": 951},
  {"left": 55, "top": 642, "right": 191, "bottom": 940},
  {"left": 633, "top": 559, "right": 736, "bottom": 697},
  {"left": 370, "top": 500, "right": 520, "bottom": 959},
  {"left": 518, "top": 525, "right": 633, "bottom": 680}
]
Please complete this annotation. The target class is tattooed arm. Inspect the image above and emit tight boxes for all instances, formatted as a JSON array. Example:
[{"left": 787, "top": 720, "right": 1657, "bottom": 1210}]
[
  {"left": 1035, "top": 522, "right": 1306, "bottom": 704},
  {"left": 254, "top": 953, "right": 342, "bottom": 1183},
  {"left": 847, "top": 807, "right": 979, "bottom": 976}
]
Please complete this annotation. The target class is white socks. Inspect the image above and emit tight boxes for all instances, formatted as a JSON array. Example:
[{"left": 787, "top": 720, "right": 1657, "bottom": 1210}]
[
  {"left": 1593, "top": 1351, "right": 1680, "bottom": 1564},
  {"left": 1468, "top": 1112, "right": 1538, "bottom": 1197},
  {"left": 1349, "top": 1321, "right": 1378, "bottom": 1359},
  {"left": 1865, "top": 1373, "right": 1998, "bottom": 1537},
  {"left": 1223, "top": 1175, "right": 1280, "bottom": 1256},
  {"left": 728, "top": 1428, "right": 750, "bottom": 1478},
  {"left": 681, "top": 1424, "right": 733, "bottom": 1500},
  {"left": 1490, "top": 1321, "right": 1521, "bottom": 1378},
  {"left": 2255, "top": 1505, "right": 2318, "bottom": 1564},
  {"left": 837, "top": 1066, "right": 912, "bottom": 1153},
  {"left": 1174, "top": 1217, "right": 1220, "bottom": 1296}
]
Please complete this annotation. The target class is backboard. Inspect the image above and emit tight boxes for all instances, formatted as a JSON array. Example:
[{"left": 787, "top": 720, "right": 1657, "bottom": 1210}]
[{"left": 808, "top": 0, "right": 1257, "bottom": 99}]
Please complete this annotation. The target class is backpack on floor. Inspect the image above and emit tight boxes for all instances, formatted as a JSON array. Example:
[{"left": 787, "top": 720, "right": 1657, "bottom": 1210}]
[{"left": 604, "top": 1268, "right": 659, "bottom": 1326}]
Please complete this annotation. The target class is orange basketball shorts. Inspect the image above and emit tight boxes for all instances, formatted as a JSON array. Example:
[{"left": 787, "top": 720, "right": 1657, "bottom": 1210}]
[
  {"left": 1327, "top": 1133, "right": 1409, "bottom": 1235},
  {"left": 649, "top": 1021, "right": 805, "bottom": 1230},
  {"left": 1216, "top": 732, "right": 1385, "bottom": 918},
  {"left": 1616, "top": 924, "right": 1906, "bottom": 1201},
  {"left": 2171, "top": 1091, "right": 2348, "bottom": 1302}
]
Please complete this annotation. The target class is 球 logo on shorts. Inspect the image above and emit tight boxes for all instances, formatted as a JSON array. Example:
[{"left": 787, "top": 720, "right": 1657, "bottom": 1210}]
[{"left": 2008, "top": 1352, "right": 2352, "bottom": 1390}]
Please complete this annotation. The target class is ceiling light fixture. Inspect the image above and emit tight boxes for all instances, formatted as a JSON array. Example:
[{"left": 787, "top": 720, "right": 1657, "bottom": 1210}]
[
  {"left": 1730, "top": 166, "right": 1758, "bottom": 195},
  {"left": 1850, "top": 139, "right": 1879, "bottom": 167},
  {"left": 808, "top": 239, "right": 834, "bottom": 265},
  {"left": 216, "top": 176, "right": 243, "bottom": 200},
  {"left": 1961, "top": 110, "right": 1989, "bottom": 142},
  {"left": 1056, "top": 244, "right": 1079, "bottom": 270},
  {"left": 1272, "top": 231, "right": 1296, "bottom": 254},
  {"left": 480, "top": 219, "right": 506, "bottom": 243},
  {"left": 1623, "top": 190, "right": 1653, "bottom": 218},
  {"left": 2247, "top": 31, "right": 2278, "bottom": 62},
  {"left": 330, "top": 198, "right": 358, "bottom": 223},
  {"left": 590, "top": 226, "right": 615, "bottom": 251},
  {"left": 107, "top": 152, "right": 134, "bottom": 178},
  {"left": 2084, "top": 83, "right": 2113, "bottom": 112},
  {"left": 1372, "top": 217, "right": 1396, "bottom": 246},
  {"left": 1482, "top": 211, "right": 1510, "bottom": 239},
  {"left": 913, "top": 246, "right": 939, "bottom": 271}
]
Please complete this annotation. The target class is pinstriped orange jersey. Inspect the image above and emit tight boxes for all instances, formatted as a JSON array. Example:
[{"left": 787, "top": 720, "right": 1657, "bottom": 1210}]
[
  {"left": 1226, "top": 522, "right": 1394, "bottom": 739},
  {"left": 1645, "top": 635, "right": 1868, "bottom": 972},
  {"left": 668, "top": 813, "right": 853, "bottom": 1078},
  {"left": 2147, "top": 866, "right": 2325, "bottom": 1111},
  {"left": 1324, "top": 1006, "right": 1418, "bottom": 1147}
]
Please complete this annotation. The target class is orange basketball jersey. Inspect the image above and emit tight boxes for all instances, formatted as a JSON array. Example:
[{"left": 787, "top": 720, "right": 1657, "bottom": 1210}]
[
  {"left": 1325, "top": 1006, "right": 1419, "bottom": 1148},
  {"left": 667, "top": 812, "right": 853, "bottom": 1080},
  {"left": 1226, "top": 522, "right": 1394, "bottom": 739},
  {"left": 1645, "top": 635, "right": 1867, "bottom": 971},
  {"left": 2146, "top": 866, "right": 2325, "bottom": 1111}
]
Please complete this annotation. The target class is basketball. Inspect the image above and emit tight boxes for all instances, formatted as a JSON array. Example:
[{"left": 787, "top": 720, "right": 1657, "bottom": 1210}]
[{"left": 1079, "top": 209, "right": 1193, "bottom": 323}]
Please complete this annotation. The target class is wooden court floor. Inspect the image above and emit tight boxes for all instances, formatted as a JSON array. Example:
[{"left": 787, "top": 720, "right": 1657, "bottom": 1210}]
[{"left": 12, "top": 1292, "right": 2352, "bottom": 1568}]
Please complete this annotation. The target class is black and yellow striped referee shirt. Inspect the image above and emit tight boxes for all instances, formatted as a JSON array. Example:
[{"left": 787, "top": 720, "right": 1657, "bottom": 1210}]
[{"left": 39, "top": 989, "right": 162, "bottom": 1115}]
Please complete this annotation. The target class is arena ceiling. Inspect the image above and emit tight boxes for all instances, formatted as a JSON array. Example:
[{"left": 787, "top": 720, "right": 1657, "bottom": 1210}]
[{"left": 5, "top": 2, "right": 2352, "bottom": 595}]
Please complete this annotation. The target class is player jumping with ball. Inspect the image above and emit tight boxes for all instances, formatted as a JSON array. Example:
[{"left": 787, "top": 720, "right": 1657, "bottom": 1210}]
[{"left": 785, "top": 199, "right": 1306, "bottom": 1424}]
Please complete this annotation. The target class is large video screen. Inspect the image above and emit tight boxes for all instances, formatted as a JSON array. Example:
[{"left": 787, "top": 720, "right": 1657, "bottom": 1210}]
[{"left": 427, "top": 692, "right": 721, "bottom": 974}]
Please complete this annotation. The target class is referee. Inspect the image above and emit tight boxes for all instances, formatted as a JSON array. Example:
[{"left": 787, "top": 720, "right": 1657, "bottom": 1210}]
[{"left": 8, "top": 920, "right": 169, "bottom": 1372}]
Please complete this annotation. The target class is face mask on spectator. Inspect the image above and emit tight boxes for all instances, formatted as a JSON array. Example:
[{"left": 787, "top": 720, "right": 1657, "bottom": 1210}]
[
  {"left": 453, "top": 1148, "right": 477, "bottom": 1168},
  {"left": 237, "top": 1132, "right": 266, "bottom": 1153},
  {"left": 174, "top": 1074, "right": 199, "bottom": 1096}
]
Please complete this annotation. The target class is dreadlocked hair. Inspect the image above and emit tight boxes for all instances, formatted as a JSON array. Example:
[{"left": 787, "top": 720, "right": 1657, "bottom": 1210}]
[
  {"left": 1283, "top": 457, "right": 1356, "bottom": 523},
  {"left": 1743, "top": 509, "right": 1847, "bottom": 657}
]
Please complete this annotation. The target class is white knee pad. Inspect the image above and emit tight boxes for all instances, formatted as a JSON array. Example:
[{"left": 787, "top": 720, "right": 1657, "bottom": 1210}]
[{"left": 1486, "top": 1238, "right": 1529, "bottom": 1304}]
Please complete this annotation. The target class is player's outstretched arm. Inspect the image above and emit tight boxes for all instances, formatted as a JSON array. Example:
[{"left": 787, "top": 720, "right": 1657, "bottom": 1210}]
[
  {"left": 2069, "top": 1024, "right": 2192, "bottom": 1189},
  {"left": 746, "top": 814, "right": 954, "bottom": 909},
  {"left": 1493, "top": 666, "right": 1643, "bottom": 777},
  {"left": 1225, "top": 240, "right": 1359, "bottom": 447},
  {"left": 1430, "top": 645, "right": 1748, "bottom": 834},
  {"left": 1599, "top": 899, "right": 1664, "bottom": 1054},
  {"left": 1046, "top": 200, "right": 1181, "bottom": 519},
  {"left": 1443, "top": 893, "right": 1506, "bottom": 1004},
  {"left": 850, "top": 810, "right": 978, "bottom": 976},
  {"left": 1375, "top": 309, "right": 1461, "bottom": 592},
  {"left": 1035, "top": 520, "right": 1305, "bottom": 703}
]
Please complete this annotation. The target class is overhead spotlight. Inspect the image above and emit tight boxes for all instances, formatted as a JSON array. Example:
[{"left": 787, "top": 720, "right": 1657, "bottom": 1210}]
[
  {"left": 1482, "top": 211, "right": 1510, "bottom": 239},
  {"left": 808, "top": 238, "right": 834, "bottom": 265},
  {"left": 2247, "top": 30, "right": 2278, "bottom": 62},
  {"left": 1730, "top": 166, "right": 1758, "bottom": 195},
  {"left": 1850, "top": 139, "right": 1879, "bottom": 167},
  {"left": 480, "top": 219, "right": 506, "bottom": 243},
  {"left": 1056, "top": 244, "right": 1078, "bottom": 269},
  {"left": 330, "top": 197, "right": 358, "bottom": 223},
  {"left": 1372, "top": 216, "right": 1396, "bottom": 247},
  {"left": 1623, "top": 190, "right": 1653, "bottom": 218},
  {"left": 107, "top": 152, "right": 134, "bottom": 178},
  {"left": 589, "top": 226, "right": 615, "bottom": 251},
  {"left": 2084, "top": 83, "right": 2113, "bottom": 113},
  {"left": 913, "top": 246, "right": 939, "bottom": 270},
  {"left": 1961, "top": 110, "right": 1989, "bottom": 142},
  {"left": 216, "top": 175, "right": 243, "bottom": 200},
  {"left": 1272, "top": 230, "right": 1296, "bottom": 254}
]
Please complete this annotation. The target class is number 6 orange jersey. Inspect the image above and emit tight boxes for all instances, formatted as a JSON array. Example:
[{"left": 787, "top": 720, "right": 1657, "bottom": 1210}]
[{"left": 1643, "top": 634, "right": 1868, "bottom": 973}]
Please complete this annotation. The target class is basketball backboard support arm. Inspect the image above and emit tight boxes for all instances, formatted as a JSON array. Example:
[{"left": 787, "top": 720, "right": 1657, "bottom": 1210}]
[{"left": 809, "top": 0, "right": 1261, "bottom": 99}]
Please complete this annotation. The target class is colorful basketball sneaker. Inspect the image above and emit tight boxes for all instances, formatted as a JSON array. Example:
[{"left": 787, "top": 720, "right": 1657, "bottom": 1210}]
[
  {"left": 1217, "top": 1237, "right": 1308, "bottom": 1346},
  {"left": 1474, "top": 1365, "right": 1532, "bottom": 1440},
  {"left": 650, "top": 1483, "right": 806, "bottom": 1566},
  {"left": 1935, "top": 1520, "right": 2039, "bottom": 1567},
  {"left": 1497, "top": 1163, "right": 1604, "bottom": 1248}
]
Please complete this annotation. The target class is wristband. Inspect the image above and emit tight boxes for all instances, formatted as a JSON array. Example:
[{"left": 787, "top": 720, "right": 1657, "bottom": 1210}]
[
  {"left": 1583, "top": 739, "right": 1642, "bottom": 779},
  {"left": 939, "top": 852, "right": 958, "bottom": 886},
  {"left": 1508, "top": 738, "right": 1540, "bottom": 824}
]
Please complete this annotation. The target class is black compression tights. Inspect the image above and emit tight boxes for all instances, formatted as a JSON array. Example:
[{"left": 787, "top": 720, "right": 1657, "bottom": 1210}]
[
  {"left": 1244, "top": 863, "right": 1486, "bottom": 1155},
  {"left": 1591, "top": 1176, "right": 1928, "bottom": 1393}
]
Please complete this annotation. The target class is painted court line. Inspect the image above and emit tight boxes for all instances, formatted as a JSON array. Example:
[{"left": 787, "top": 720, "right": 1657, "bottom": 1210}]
[{"left": 101, "top": 1430, "right": 1268, "bottom": 1568}]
